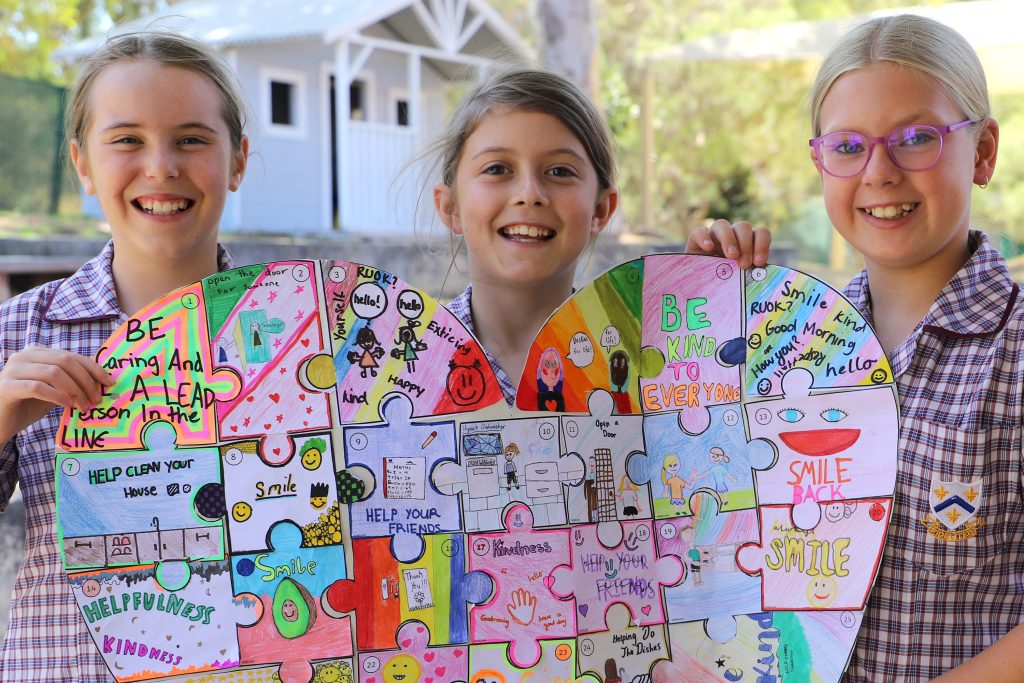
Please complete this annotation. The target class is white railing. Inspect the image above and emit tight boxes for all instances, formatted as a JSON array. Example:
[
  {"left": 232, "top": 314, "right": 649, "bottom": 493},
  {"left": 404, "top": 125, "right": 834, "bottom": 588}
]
[{"left": 345, "top": 121, "right": 420, "bottom": 233}]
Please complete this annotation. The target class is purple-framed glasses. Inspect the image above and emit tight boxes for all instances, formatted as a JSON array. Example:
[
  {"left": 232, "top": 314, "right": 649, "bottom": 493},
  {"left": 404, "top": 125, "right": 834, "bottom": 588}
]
[{"left": 809, "top": 119, "right": 977, "bottom": 178}]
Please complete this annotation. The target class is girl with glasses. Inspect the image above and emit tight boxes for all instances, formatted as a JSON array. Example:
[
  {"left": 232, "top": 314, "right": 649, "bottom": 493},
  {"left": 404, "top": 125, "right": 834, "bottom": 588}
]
[{"left": 689, "top": 14, "right": 1023, "bottom": 681}]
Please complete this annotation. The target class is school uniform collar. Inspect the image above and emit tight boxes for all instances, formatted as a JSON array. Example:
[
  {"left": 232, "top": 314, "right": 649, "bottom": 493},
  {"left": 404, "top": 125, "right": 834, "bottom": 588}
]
[
  {"left": 43, "top": 240, "right": 236, "bottom": 323},
  {"left": 846, "top": 230, "right": 1018, "bottom": 341}
]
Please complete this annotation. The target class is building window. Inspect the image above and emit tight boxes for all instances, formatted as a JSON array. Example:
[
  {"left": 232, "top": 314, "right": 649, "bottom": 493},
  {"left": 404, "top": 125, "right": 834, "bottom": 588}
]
[
  {"left": 350, "top": 80, "right": 365, "bottom": 121},
  {"left": 260, "top": 66, "right": 307, "bottom": 139},
  {"left": 396, "top": 99, "right": 409, "bottom": 126},
  {"left": 270, "top": 81, "right": 293, "bottom": 125}
]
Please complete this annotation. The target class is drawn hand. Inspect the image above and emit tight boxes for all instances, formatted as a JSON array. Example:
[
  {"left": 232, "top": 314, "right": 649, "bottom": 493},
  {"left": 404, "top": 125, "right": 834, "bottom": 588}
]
[{"left": 506, "top": 587, "right": 537, "bottom": 626}]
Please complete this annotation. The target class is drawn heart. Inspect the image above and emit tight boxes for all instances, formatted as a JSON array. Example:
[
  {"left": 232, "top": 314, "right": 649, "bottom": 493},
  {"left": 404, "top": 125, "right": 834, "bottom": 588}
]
[
  {"left": 578, "top": 604, "right": 589, "bottom": 617},
  {"left": 424, "top": 652, "right": 436, "bottom": 662},
  {"left": 300, "top": 338, "right": 310, "bottom": 347},
  {"left": 220, "top": 649, "right": 227, "bottom": 656},
  {"left": 424, "top": 679, "right": 433, "bottom": 683},
  {"left": 273, "top": 448, "right": 281, "bottom": 456},
  {"left": 264, "top": 423, "right": 272, "bottom": 430},
  {"left": 246, "top": 395, "right": 254, "bottom": 402},
  {"left": 269, "top": 393, "right": 280, "bottom": 403},
  {"left": 166, "top": 635, "right": 172, "bottom": 641},
  {"left": 366, "top": 678, "right": 375, "bottom": 683},
  {"left": 543, "top": 575, "right": 555, "bottom": 589},
  {"left": 641, "top": 605, "right": 652, "bottom": 616},
  {"left": 545, "top": 399, "right": 558, "bottom": 411},
  {"left": 402, "top": 639, "right": 412, "bottom": 648},
  {"left": 229, "top": 425, "right": 238, "bottom": 432},
  {"left": 417, "top": 625, "right": 425, "bottom": 633},
  {"left": 453, "top": 649, "right": 464, "bottom": 658},
  {"left": 299, "top": 393, "right": 306, "bottom": 401},
  {"left": 303, "top": 421, "right": 308, "bottom": 427},
  {"left": 435, "top": 666, "right": 446, "bottom": 676}
]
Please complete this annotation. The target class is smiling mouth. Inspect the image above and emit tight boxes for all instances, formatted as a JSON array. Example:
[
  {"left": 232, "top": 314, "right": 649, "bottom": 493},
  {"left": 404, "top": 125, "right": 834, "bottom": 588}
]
[
  {"left": 500, "top": 224, "right": 554, "bottom": 241},
  {"left": 860, "top": 203, "right": 917, "bottom": 219},
  {"left": 134, "top": 198, "right": 194, "bottom": 215}
]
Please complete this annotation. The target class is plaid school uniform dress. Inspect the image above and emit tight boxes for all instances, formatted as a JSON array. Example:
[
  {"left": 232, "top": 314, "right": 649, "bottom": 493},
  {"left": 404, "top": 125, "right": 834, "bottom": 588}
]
[
  {"left": 0, "top": 241, "right": 234, "bottom": 682},
  {"left": 842, "top": 231, "right": 1024, "bottom": 681},
  {"left": 448, "top": 284, "right": 517, "bottom": 407}
]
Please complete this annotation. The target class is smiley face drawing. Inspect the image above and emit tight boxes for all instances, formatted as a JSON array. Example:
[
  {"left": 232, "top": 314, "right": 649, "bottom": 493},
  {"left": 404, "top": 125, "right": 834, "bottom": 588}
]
[
  {"left": 300, "top": 437, "right": 327, "bottom": 471},
  {"left": 807, "top": 576, "right": 838, "bottom": 608},
  {"left": 382, "top": 654, "right": 421, "bottom": 683},
  {"left": 232, "top": 501, "right": 252, "bottom": 522}
]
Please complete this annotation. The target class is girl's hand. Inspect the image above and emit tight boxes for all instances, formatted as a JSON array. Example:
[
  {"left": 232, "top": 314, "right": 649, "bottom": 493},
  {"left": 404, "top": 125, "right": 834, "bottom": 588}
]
[
  {"left": 686, "top": 219, "right": 772, "bottom": 269},
  {"left": 0, "top": 347, "right": 113, "bottom": 444}
]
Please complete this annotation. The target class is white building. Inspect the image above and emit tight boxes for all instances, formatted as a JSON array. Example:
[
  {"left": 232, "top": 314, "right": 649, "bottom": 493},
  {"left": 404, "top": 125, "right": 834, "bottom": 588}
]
[{"left": 56, "top": 0, "right": 530, "bottom": 234}]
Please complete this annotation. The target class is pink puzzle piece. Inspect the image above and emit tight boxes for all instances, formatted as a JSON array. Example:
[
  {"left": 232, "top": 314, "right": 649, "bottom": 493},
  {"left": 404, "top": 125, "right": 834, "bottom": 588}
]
[
  {"left": 358, "top": 621, "right": 467, "bottom": 683},
  {"left": 468, "top": 504, "right": 574, "bottom": 668},
  {"left": 736, "top": 498, "right": 891, "bottom": 611},
  {"left": 549, "top": 520, "right": 682, "bottom": 634}
]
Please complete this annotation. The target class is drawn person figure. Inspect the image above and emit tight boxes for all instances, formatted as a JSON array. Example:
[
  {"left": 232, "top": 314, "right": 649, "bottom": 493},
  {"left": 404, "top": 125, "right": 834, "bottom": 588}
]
[
  {"left": 692, "top": 446, "right": 739, "bottom": 506},
  {"left": 390, "top": 319, "right": 427, "bottom": 372},
  {"left": 250, "top": 320, "right": 263, "bottom": 348},
  {"left": 686, "top": 15, "right": 1024, "bottom": 678},
  {"left": 608, "top": 349, "right": 632, "bottom": 414},
  {"left": 348, "top": 326, "right": 385, "bottom": 378},
  {"left": 0, "top": 30, "right": 250, "bottom": 679},
  {"left": 680, "top": 523, "right": 703, "bottom": 587},
  {"left": 617, "top": 474, "right": 640, "bottom": 517},
  {"left": 503, "top": 442, "right": 520, "bottom": 490},
  {"left": 583, "top": 455, "right": 598, "bottom": 521},
  {"left": 661, "top": 454, "right": 693, "bottom": 513},
  {"left": 536, "top": 347, "right": 566, "bottom": 412}
]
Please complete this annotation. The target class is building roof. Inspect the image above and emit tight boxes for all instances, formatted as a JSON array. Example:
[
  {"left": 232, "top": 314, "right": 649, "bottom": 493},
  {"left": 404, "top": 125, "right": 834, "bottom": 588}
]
[{"left": 54, "top": 0, "right": 529, "bottom": 62}]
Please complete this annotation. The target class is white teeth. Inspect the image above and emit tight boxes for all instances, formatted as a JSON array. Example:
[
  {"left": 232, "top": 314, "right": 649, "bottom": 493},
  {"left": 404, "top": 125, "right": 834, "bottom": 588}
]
[
  {"left": 138, "top": 199, "right": 189, "bottom": 215},
  {"left": 504, "top": 224, "right": 553, "bottom": 238},
  {"left": 865, "top": 203, "right": 915, "bottom": 219}
]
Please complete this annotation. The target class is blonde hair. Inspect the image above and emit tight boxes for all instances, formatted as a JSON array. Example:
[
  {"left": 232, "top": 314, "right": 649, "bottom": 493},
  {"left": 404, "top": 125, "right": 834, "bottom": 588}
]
[
  {"left": 66, "top": 30, "right": 248, "bottom": 155},
  {"left": 809, "top": 14, "right": 990, "bottom": 137},
  {"left": 661, "top": 454, "right": 680, "bottom": 485}
]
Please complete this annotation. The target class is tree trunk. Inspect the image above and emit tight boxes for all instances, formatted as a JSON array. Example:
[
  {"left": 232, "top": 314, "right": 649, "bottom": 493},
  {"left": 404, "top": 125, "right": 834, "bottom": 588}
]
[{"left": 536, "top": 0, "right": 597, "bottom": 97}]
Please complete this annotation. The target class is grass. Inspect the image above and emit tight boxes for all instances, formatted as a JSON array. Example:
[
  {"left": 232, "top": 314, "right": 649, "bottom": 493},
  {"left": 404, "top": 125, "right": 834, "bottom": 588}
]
[{"left": 0, "top": 211, "right": 110, "bottom": 239}]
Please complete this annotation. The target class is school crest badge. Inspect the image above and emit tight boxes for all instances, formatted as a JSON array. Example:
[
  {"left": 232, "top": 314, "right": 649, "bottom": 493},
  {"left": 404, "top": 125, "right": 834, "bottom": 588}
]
[{"left": 922, "top": 476, "right": 984, "bottom": 542}]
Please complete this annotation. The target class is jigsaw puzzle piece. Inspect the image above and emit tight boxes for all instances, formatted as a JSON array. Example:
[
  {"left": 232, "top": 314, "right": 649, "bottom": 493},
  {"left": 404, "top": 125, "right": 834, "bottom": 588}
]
[
  {"left": 654, "top": 609, "right": 864, "bottom": 682},
  {"left": 324, "top": 533, "right": 491, "bottom": 651},
  {"left": 736, "top": 498, "right": 891, "bottom": 611},
  {"left": 469, "top": 639, "right": 595, "bottom": 683},
  {"left": 204, "top": 261, "right": 333, "bottom": 442},
  {"left": 629, "top": 403, "right": 775, "bottom": 519},
  {"left": 562, "top": 390, "right": 651, "bottom": 524},
  {"left": 231, "top": 521, "right": 353, "bottom": 680},
  {"left": 655, "top": 492, "right": 762, "bottom": 625},
  {"left": 219, "top": 432, "right": 345, "bottom": 557},
  {"left": 639, "top": 255, "right": 744, "bottom": 424},
  {"left": 550, "top": 519, "right": 681, "bottom": 633},
  {"left": 517, "top": 259, "right": 646, "bottom": 414},
  {"left": 744, "top": 264, "right": 894, "bottom": 396},
  {"left": 67, "top": 559, "right": 258, "bottom": 681},
  {"left": 58, "top": 282, "right": 242, "bottom": 452},
  {"left": 341, "top": 394, "right": 462, "bottom": 562},
  {"left": 56, "top": 421, "right": 225, "bottom": 571},
  {"left": 577, "top": 602, "right": 669, "bottom": 683},
  {"left": 356, "top": 621, "right": 468, "bottom": 683},
  {"left": 746, "top": 370, "right": 898, "bottom": 523},
  {"left": 468, "top": 504, "right": 574, "bottom": 668},
  {"left": 433, "top": 415, "right": 583, "bottom": 532},
  {"left": 322, "top": 261, "right": 505, "bottom": 421}
]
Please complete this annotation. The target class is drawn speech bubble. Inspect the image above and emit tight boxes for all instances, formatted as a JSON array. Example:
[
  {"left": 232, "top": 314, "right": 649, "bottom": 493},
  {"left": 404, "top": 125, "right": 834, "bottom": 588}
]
[
  {"left": 567, "top": 332, "right": 595, "bottom": 368},
  {"left": 601, "top": 325, "right": 620, "bottom": 350}
]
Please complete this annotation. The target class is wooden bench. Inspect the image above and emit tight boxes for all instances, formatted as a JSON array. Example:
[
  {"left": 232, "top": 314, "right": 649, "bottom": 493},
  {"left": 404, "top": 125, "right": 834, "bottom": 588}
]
[{"left": 0, "top": 255, "right": 89, "bottom": 302}]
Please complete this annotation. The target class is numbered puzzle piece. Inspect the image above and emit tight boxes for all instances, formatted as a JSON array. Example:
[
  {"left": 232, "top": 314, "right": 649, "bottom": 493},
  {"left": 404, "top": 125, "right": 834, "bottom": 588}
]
[
  {"left": 57, "top": 421, "right": 224, "bottom": 570},
  {"left": 470, "top": 639, "right": 598, "bottom": 683},
  {"left": 357, "top": 621, "right": 467, "bottom": 683},
  {"left": 341, "top": 394, "right": 462, "bottom": 562},
  {"left": 468, "top": 504, "right": 575, "bottom": 668},
  {"left": 324, "top": 534, "right": 491, "bottom": 651},
  {"left": 67, "top": 559, "right": 259, "bottom": 681},
  {"left": 219, "top": 432, "right": 345, "bottom": 555},
  {"left": 654, "top": 609, "right": 864, "bottom": 682},
  {"left": 550, "top": 519, "right": 681, "bottom": 633},
  {"left": 655, "top": 491, "right": 762, "bottom": 625},
  {"left": 433, "top": 416, "right": 584, "bottom": 532},
  {"left": 736, "top": 498, "right": 891, "bottom": 611},
  {"left": 629, "top": 404, "right": 774, "bottom": 518},
  {"left": 58, "top": 283, "right": 242, "bottom": 452},
  {"left": 232, "top": 521, "right": 353, "bottom": 683},
  {"left": 562, "top": 390, "right": 651, "bottom": 524},
  {"left": 517, "top": 259, "right": 647, "bottom": 415},
  {"left": 578, "top": 602, "right": 669, "bottom": 683},
  {"left": 206, "top": 261, "right": 334, "bottom": 441},
  {"left": 322, "top": 261, "right": 505, "bottom": 421},
  {"left": 746, "top": 369, "right": 898, "bottom": 527}
]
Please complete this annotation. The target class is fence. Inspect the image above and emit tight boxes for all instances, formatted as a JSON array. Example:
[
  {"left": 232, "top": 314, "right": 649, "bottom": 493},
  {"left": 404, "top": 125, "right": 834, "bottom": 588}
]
[{"left": 0, "top": 73, "right": 77, "bottom": 215}]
